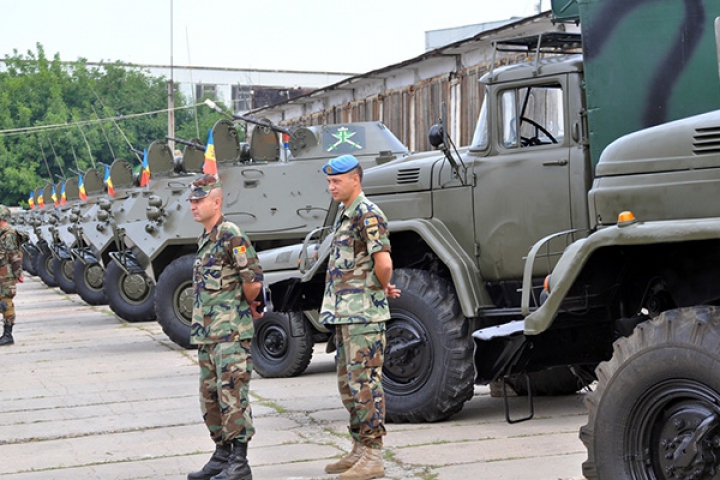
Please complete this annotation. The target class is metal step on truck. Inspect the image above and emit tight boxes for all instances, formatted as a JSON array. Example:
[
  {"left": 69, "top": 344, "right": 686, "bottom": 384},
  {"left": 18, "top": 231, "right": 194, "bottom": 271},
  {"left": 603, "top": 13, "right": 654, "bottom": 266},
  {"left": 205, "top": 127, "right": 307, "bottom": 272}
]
[{"left": 266, "top": 0, "right": 720, "bottom": 434}]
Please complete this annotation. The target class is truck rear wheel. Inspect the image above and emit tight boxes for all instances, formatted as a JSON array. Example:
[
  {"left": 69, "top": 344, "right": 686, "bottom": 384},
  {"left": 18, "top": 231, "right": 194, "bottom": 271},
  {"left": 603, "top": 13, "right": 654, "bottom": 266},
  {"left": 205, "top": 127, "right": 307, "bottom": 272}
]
[
  {"left": 581, "top": 306, "right": 720, "bottom": 480},
  {"left": 73, "top": 259, "right": 107, "bottom": 305},
  {"left": 154, "top": 254, "right": 194, "bottom": 349},
  {"left": 34, "top": 249, "right": 58, "bottom": 288},
  {"left": 22, "top": 247, "right": 38, "bottom": 276},
  {"left": 52, "top": 257, "right": 76, "bottom": 294},
  {"left": 104, "top": 261, "right": 156, "bottom": 322},
  {"left": 384, "top": 268, "right": 474, "bottom": 423},
  {"left": 252, "top": 311, "right": 313, "bottom": 378}
]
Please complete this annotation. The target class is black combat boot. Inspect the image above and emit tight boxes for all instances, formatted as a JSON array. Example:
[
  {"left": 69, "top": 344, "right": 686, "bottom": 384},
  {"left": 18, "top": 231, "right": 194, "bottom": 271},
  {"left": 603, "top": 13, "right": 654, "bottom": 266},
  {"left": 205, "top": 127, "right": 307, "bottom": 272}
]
[
  {"left": 210, "top": 440, "right": 251, "bottom": 480},
  {"left": 0, "top": 323, "right": 13, "bottom": 346},
  {"left": 188, "top": 443, "right": 231, "bottom": 480}
]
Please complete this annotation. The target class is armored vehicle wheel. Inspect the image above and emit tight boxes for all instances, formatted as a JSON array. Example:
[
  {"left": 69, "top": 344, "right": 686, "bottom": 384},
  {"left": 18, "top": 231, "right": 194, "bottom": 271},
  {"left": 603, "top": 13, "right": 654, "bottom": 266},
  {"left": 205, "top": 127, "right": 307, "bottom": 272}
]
[
  {"left": 73, "top": 259, "right": 107, "bottom": 305},
  {"left": 384, "top": 268, "right": 474, "bottom": 423},
  {"left": 34, "top": 250, "right": 58, "bottom": 288},
  {"left": 104, "top": 261, "right": 156, "bottom": 322},
  {"left": 252, "top": 311, "right": 313, "bottom": 378},
  {"left": 580, "top": 306, "right": 720, "bottom": 480},
  {"left": 52, "top": 257, "right": 76, "bottom": 294},
  {"left": 154, "top": 254, "right": 194, "bottom": 349},
  {"left": 507, "top": 366, "right": 595, "bottom": 396},
  {"left": 22, "top": 249, "right": 37, "bottom": 276}
]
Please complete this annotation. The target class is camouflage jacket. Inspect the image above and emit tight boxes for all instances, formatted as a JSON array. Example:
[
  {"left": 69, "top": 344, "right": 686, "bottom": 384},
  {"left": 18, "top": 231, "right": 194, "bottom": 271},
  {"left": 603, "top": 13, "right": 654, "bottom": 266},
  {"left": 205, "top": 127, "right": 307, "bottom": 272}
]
[
  {"left": 0, "top": 227, "right": 22, "bottom": 298},
  {"left": 191, "top": 216, "right": 263, "bottom": 345},
  {"left": 320, "top": 193, "right": 391, "bottom": 325}
]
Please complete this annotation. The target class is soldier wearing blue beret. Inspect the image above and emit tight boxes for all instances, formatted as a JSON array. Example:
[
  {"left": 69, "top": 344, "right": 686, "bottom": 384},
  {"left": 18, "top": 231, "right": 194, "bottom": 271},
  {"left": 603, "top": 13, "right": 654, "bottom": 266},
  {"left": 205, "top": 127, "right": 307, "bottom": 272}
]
[{"left": 320, "top": 155, "right": 401, "bottom": 480}]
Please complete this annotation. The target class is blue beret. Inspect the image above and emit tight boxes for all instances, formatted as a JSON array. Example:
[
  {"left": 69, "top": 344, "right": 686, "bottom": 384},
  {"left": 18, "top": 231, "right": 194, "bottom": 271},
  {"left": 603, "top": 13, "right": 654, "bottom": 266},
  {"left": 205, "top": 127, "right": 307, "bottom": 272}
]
[{"left": 322, "top": 155, "right": 360, "bottom": 175}]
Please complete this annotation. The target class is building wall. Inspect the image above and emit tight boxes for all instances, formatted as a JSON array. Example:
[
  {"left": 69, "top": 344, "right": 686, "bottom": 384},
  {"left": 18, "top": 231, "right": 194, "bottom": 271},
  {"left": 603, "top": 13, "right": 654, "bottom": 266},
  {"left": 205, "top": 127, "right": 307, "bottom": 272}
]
[{"left": 250, "top": 13, "right": 578, "bottom": 152}]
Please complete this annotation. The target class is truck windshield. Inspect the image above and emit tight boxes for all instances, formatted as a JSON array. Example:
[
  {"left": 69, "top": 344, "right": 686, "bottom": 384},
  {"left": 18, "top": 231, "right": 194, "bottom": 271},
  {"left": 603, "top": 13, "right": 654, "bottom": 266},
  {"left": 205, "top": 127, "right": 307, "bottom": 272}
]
[{"left": 470, "top": 92, "right": 489, "bottom": 150}]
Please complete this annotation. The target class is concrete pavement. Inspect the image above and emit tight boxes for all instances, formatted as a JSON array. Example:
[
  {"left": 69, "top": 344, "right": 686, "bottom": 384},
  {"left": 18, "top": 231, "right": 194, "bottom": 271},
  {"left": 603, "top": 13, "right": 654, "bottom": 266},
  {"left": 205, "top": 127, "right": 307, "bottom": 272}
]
[{"left": 0, "top": 276, "right": 588, "bottom": 479}]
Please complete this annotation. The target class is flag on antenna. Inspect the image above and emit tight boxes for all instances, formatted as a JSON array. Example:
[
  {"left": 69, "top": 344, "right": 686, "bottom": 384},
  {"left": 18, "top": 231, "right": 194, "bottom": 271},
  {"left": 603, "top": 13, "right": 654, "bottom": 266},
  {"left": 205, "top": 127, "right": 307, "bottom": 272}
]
[
  {"left": 203, "top": 130, "right": 218, "bottom": 175},
  {"left": 38, "top": 188, "right": 45, "bottom": 208},
  {"left": 79, "top": 174, "right": 88, "bottom": 201},
  {"left": 140, "top": 149, "right": 151, "bottom": 187},
  {"left": 104, "top": 165, "right": 115, "bottom": 196},
  {"left": 28, "top": 191, "right": 35, "bottom": 210},
  {"left": 51, "top": 185, "right": 58, "bottom": 207},
  {"left": 60, "top": 182, "right": 67, "bottom": 205}
]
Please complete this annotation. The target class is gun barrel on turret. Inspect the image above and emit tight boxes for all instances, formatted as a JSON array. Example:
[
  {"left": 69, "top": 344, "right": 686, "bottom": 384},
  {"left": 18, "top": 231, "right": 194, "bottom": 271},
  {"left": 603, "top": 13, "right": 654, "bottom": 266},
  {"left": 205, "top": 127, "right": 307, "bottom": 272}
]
[
  {"left": 165, "top": 136, "right": 205, "bottom": 150},
  {"left": 230, "top": 114, "right": 291, "bottom": 135}
]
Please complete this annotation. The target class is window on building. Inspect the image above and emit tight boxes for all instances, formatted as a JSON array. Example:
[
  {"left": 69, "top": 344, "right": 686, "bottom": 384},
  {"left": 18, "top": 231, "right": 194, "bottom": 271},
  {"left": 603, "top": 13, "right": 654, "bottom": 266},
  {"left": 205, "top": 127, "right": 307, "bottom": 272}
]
[
  {"left": 195, "top": 84, "right": 217, "bottom": 101},
  {"left": 232, "top": 85, "right": 253, "bottom": 112}
]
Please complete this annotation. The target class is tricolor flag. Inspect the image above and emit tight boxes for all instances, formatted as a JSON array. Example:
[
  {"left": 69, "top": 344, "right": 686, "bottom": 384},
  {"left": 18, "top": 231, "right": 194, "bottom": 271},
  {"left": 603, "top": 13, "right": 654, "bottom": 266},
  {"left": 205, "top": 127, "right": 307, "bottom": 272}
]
[
  {"left": 51, "top": 185, "right": 58, "bottom": 207},
  {"left": 104, "top": 165, "right": 115, "bottom": 197},
  {"left": 203, "top": 129, "right": 217, "bottom": 175},
  {"left": 37, "top": 188, "right": 45, "bottom": 208},
  {"left": 28, "top": 191, "right": 35, "bottom": 210},
  {"left": 79, "top": 174, "right": 88, "bottom": 201},
  {"left": 60, "top": 182, "right": 67, "bottom": 205},
  {"left": 140, "top": 149, "right": 150, "bottom": 187}
]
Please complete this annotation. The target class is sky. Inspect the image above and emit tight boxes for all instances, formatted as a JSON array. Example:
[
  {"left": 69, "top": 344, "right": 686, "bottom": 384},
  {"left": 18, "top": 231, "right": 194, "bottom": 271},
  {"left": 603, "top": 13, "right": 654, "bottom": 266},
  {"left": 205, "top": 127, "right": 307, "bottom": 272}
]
[{"left": 2, "top": 0, "right": 549, "bottom": 74}]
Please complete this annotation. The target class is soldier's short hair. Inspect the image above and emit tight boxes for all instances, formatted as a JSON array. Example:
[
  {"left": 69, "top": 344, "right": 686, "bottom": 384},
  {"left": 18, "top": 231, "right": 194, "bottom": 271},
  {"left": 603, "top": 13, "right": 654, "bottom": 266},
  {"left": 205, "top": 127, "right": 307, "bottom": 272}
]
[{"left": 0, "top": 205, "right": 11, "bottom": 221}]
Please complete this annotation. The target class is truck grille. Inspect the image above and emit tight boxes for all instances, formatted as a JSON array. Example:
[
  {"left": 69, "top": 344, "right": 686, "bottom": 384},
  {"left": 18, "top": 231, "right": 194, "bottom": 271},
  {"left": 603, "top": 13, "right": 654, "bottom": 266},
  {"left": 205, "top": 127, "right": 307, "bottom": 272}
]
[
  {"left": 396, "top": 168, "right": 421, "bottom": 184},
  {"left": 693, "top": 126, "right": 720, "bottom": 154}
]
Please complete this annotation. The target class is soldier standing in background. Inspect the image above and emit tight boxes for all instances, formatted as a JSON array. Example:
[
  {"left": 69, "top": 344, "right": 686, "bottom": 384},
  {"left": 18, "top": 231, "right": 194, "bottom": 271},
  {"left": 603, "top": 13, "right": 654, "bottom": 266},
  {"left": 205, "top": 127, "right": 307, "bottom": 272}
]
[
  {"left": 320, "top": 155, "right": 401, "bottom": 480},
  {"left": 186, "top": 174, "right": 263, "bottom": 480},
  {"left": 0, "top": 205, "right": 23, "bottom": 346}
]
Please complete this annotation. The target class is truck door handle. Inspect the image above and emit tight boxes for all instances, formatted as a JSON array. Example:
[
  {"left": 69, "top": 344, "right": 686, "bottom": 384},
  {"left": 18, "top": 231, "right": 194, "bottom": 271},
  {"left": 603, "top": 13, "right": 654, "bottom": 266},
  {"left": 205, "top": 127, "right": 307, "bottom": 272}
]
[{"left": 543, "top": 159, "right": 568, "bottom": 166}]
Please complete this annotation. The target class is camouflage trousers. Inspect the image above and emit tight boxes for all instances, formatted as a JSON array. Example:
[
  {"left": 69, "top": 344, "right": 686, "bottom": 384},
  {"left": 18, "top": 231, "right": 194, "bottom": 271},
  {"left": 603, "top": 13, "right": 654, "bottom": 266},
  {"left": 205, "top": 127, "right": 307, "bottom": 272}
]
[
  {"left": 334, "top": 323, "right": 386, "bottom": 449},
  {"left": 0, "top": 295, "right": 16, "bottom": 325},
  {"left": 197, "top": 340, "right": 255, "bottom": 445}
]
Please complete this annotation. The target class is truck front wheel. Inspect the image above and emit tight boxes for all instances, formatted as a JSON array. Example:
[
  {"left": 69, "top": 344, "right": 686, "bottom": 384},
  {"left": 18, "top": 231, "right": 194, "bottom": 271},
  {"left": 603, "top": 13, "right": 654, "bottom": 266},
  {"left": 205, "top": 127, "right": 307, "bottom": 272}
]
[
  {"left": 384, "top": 268, "right": 474, "bottom": 423},
  {"left": 73, "top": 259, "right": 107, "bottom": 305},
  {"left": 154, "top": 254, "right": 194, "bottom": 349},
  {"left": 53, "top": 257, "right": 76, "bottom": 294},
  {"left": 34, "top": 249, "right": 58, "bottom": 288},
  {"left": 581, "top": 306, "right": 720, "bottom": 480},
  {"left": 252, "top": 311, "right": 314, "bottom": 378},
  {"left": 104, "top": 261, "right": 156, "bottom": 322}
]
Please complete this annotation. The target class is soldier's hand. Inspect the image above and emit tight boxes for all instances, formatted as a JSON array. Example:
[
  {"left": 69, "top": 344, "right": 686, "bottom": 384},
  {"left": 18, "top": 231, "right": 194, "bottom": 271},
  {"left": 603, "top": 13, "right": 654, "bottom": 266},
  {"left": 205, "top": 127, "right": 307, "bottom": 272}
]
[
  {"left": 250, "top": 300, "right": 264, "bottom": 319},
  {"left": 17, "top": 274, "right": 24, "bottom": 283},
  {"left": 384, "top": 283, "right": 401, "bottom": 298}
]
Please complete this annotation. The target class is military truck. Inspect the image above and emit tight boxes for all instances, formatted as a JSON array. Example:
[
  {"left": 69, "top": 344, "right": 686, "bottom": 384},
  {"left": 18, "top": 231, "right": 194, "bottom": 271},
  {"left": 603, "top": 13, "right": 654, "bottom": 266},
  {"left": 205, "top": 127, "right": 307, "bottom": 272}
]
[
  {"left": 268, "top": 0, "right": 720, "bottom": 429},
  {"left": 105, "top": 114, "right": 409, "bottom": 350},
  {"left": 468, "top": 2, "right": 720, "bottom": 479}
]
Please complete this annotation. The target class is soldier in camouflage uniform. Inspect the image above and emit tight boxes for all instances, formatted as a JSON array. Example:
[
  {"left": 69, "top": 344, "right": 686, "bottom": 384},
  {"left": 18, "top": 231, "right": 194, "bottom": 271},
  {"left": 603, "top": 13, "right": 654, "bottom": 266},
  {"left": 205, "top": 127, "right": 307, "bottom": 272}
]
[
  {"left": 187, "top": 174, "right": 263, "bottom": 480},
  {"left": 320, "top": 155, "right": 401, "bottom": 480},
  {"left": 0, "top": 205, "right": 23, "bottom": 346}
]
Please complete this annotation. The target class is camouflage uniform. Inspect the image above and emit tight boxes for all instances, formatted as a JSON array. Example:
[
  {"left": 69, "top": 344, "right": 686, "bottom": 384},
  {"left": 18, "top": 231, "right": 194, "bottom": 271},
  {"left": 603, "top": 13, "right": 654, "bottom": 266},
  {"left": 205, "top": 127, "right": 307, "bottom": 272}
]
[
  {"left": 0, "top": 228, "right": 22, "bottom": 326},
  {"left": 192, "top": 215, "right": 263, "bottom": 446},
  {"left": 321, "top": 192, "right": 391, "bottom": 449}
]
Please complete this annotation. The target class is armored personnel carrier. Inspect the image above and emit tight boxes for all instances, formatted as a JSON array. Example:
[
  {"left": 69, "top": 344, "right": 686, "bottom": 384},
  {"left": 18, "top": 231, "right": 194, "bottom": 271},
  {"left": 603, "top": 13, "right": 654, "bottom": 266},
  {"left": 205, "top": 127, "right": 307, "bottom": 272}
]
[
  {"left": 85, "top": 141, "right": 204, "bottom": 315},
  {"left": 106, "top": 114, "right": 409, "bottom": 347}
]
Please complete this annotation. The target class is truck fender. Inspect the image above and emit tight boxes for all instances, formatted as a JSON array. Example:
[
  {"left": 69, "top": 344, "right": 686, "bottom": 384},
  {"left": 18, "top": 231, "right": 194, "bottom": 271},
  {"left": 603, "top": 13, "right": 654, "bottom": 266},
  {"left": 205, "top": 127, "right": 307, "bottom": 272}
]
[
  {"left": 523, "top": 216, "right": 720, "bottom": 335},
  {"left": 387, "top": 218, "right": 493, "bottom": 318}
]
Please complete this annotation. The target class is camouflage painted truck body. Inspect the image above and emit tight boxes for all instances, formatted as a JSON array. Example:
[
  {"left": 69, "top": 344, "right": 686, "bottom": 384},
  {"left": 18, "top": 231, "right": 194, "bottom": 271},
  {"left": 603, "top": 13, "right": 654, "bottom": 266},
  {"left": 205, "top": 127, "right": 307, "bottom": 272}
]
[
  {"left": 469, "top": 1, "right": 720, "bottom": 479},
  {"left": 269, "top": 0, "right": 720, "bottom": 429},
  {"left": 108, "top": 119, "right": 409, "bottom": 347}
]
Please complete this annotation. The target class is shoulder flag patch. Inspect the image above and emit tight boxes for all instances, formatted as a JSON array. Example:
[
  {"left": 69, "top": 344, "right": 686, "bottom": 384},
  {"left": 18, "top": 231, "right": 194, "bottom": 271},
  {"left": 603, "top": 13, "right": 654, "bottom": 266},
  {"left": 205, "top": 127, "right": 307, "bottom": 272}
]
[
  {"left": 233, "top": 245, "right": 247, "bottom": 256},
  {"left": 364, "top": 217, "right": 378, "bottom": 227}
]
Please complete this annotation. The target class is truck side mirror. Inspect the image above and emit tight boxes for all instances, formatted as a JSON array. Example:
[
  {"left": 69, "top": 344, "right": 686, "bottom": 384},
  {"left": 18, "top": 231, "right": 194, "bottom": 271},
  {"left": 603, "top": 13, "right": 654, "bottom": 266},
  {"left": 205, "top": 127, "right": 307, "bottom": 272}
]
[{"left": 428, "top": 124, "right": 444, "bottom": 148}]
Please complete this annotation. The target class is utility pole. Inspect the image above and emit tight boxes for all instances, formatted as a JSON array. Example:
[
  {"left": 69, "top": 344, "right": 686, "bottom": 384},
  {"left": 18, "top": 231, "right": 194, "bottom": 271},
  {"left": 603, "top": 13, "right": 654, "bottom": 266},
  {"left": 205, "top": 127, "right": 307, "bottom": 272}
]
[{"left": 167, "top": 0, "right": 175, "bottom": 152}]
